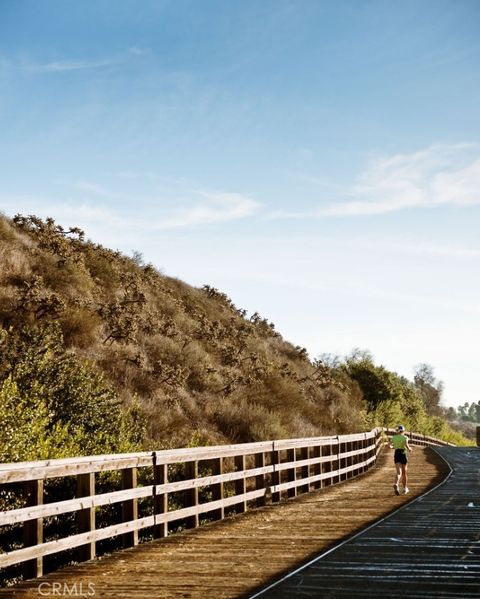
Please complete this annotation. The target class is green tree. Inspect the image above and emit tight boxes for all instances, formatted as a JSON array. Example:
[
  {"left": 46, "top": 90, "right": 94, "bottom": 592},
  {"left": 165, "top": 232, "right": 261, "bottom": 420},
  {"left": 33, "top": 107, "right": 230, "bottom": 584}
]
[
  {"left": 0, "top": 376, "right": 74, "bottom": 462},
  {"left": 457, "top": 401, "right": 480, "bottom": 423},
  {"left": 343, "top": 351, "right": 426, "bottom": 430},
  {"left": 414, "top": 363, "right": 443, "bottom": 415},
  {"left": 0, "top": 323, "right": 145, "bottom": 459}
]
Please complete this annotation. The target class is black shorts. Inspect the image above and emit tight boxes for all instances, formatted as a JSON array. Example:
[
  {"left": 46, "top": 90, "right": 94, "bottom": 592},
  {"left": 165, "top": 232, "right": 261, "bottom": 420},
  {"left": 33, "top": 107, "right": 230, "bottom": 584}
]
[{"left": 394, "top": 449, "right": 407, "bottom": 465}]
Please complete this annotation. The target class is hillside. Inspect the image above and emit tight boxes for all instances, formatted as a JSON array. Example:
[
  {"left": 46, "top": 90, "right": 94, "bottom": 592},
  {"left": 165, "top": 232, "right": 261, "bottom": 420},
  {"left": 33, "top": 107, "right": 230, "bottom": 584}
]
[{"left": 0, "top": 214, "right": 470, "bottom": 461}]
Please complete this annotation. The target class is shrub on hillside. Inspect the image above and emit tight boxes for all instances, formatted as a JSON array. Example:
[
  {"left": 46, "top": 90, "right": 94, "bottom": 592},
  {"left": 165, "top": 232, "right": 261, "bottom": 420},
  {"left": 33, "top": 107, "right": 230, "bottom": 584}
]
[{"left": 0, "top": 323, "right": 144, "bottom": 460}]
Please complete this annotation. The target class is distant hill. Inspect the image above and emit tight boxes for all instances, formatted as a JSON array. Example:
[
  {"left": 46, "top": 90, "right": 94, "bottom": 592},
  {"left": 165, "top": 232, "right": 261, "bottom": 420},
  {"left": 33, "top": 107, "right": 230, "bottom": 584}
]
[{"left": 0, "top": 214, "right": 470, "bottom": 460}]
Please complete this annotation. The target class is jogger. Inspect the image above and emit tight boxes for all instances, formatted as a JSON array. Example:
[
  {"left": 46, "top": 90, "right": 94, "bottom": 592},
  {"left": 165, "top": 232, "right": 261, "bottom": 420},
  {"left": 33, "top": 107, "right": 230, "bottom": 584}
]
[{"left": 390, "top": 425, "right": 413, "bottom": 495}]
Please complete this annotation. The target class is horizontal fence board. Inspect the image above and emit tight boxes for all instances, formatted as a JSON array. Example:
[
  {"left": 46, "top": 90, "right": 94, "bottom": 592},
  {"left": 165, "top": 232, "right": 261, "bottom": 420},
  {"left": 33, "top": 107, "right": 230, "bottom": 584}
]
[
  {"left": 275, "top": 444, "right": 376, "bottom": 474},
  {"left": 0, "top": 455, "right": 154, "bottom": 484},
  {"left": 273, "top": 437, "right": 339, "bottom": 451},
  {"left": 338, "top": 446, "right": 374, "bottom": 460},
  {"left": 270, "top": 459, "right": 371, "bottom": 494},
  {"left": 154, "top": 465, "right": 275, "bottom": 495},
  {"left": 153, "top": 442, "right": 274, "bottom": 465},
  {"left": 275, "top": 455, "right": 329, "bottom": 473},
  {"left": 272, "top": 430, "right": 380, "bottom": 452},
  {"left": 340, "top": 432, "right": 372, "bottom": 442},
  {"left": 0, "top": 516, "right": 155, "bottom": 568},
  {"left": 156, "top": 489, "right": 266, "bottom": 524},
  {"left": 0, "top": 452, "right": 153, "bottom": 473},
  {"left": 0, "top": 486, "right": 154, "bottom": 526},
  {"left": 384, "top": 428, "right": 453, "bottom": 446}
]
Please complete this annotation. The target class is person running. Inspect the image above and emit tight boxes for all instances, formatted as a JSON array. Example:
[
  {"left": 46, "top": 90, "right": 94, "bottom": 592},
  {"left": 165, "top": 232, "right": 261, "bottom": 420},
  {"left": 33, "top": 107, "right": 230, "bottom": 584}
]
[{"left": 390, "top": 425, "right": 413, "bottom": 495}]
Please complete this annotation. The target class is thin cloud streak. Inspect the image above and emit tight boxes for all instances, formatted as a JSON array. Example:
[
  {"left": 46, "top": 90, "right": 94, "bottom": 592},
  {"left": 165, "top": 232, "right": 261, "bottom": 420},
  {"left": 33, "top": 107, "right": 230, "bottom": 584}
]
[
  {"left": 158, "top": 191, "right": 260, "bottom": 229},
  {"left": 0, "top": 187, "right": 260, "bottom": 234},
  {"left": 74, "top": 183, "right": 260, "bottom": 229},
  {"left": 267, "top": 143, "right": 480, "bottom": 220},
  {"left": 0, "top": 194, "right": 128, "bottom": 227},
  {"left": 77, "top": 181, "right": 123, "bottom": 200},
  {"left": 27, "top": 59, "right": 118, "bottom": 73},
  {"left": 318, "top": 143, "right": 480, "bottom": 216},
  {"left": 0, "top": 49, "right": 145, "bottom": 75},
  {"left": 350, "top": 239, "right": 480, "bottom": 259}
]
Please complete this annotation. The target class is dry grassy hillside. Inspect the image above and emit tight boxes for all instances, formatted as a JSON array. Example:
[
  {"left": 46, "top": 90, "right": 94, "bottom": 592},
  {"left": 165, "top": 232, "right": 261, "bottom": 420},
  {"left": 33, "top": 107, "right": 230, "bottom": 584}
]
[{"left": 0, "top": 214, "right": 364, "bottom": 451}]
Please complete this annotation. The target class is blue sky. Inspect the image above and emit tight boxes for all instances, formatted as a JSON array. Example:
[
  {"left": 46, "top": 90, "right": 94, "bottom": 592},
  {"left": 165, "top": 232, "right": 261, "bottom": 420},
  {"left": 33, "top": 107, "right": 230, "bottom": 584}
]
[{"left": 1, "top": 0, "right": 479, "bottom": 408}]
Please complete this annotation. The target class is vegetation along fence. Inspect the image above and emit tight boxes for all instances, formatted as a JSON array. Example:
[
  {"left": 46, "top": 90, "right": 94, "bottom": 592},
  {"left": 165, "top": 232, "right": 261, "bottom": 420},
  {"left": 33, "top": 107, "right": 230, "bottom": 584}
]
[{"left": 0, "top": 428, "right": 453, "bottom": 581}]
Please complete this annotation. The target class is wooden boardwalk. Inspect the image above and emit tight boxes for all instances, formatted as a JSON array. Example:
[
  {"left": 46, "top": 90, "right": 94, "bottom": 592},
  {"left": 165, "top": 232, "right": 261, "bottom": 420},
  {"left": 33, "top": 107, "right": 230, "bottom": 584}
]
[
  {"left": 255, "top": 447, "right": 480, "bottom": 598},
  {"left": 1, "top": 447, "right": 448, "bottom": 598}
]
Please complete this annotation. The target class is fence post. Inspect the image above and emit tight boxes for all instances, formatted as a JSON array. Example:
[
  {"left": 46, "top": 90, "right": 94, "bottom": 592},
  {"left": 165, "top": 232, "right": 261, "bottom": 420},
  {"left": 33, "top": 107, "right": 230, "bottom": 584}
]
[
  {"left": 350, "top": 440, "right": 358, "bottom": 478},
  {"left": 234, "top": 455, "right": 247, "bottom": 513},
  {"left": 313, "top": 445, "right": 321, "bottom": 489},
  {"left": 255, "top": 452, "right": 266, "bottom": 507},
  {"left": 336, "top": 436, "right": 341, "bottom": 483},
  {"left": 154, "top": 456, "right": 168, "bottom": 538},
  {"left": 185, "top": 461, "right": 199, "bottom": 528},
  {"left": 211, "top": 457, "right": 224, "bottom": 520},
  {"left": 363, "top": 433, "right": 368, "bottom": 473},
  {"left": 122, "top": 467, "right": 139, "bottom": 547},
  {"left": 23, "top": 480, "right": 43, "bottom": 579},
  {"left": 76, "top": 472, "right": 96, "bottom": 561},
  {"left": 287, "top": 449, "right": 296, "bottom": 498},
  {"left": 323, "top": 443, "right": 332, "bottom": 487},
  {"left": 271, "top": 447, "right": 280, "bottom": 503},
  {"left": 346, "top": 441, "right": 353, "bottom": 479},
  {"left": 300, "top": 447, "right": 309, "bottom": 492}
]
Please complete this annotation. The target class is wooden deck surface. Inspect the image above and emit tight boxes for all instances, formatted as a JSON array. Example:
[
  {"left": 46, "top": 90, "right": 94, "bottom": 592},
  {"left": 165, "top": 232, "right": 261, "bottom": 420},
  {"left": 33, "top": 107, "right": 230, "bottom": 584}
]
[
  {"left": 256, "top": 446, "right": 480, "bottom": 598},
  {"left": 1, "top": 447, "right": 448, "bottom": 598}
]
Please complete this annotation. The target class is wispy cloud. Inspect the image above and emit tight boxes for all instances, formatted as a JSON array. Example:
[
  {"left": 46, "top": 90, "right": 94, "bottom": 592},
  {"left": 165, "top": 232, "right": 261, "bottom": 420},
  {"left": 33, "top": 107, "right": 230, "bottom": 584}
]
[
  {"left": 318, "top": 143, "right": 480, "bottom": 217},
  {"left": 25, "top": 58, "right": 118, "bottom": 73},
  {"left": 74, "top": 179, "right": 260, "bottom": 229},
  {"left": 77, "top": 181, "right": 123, "bottom": 200},
  {"left": 0, "top": 194, "right": 126, "bottom": 226},
  {"left": 0, "top": 47, "right": 147, "bottom": 75},
  {"left": 350, "top": 239, "right": 480, "bottom": 259},
  {"left": 1, "top": 186, "right": 260, "bottom": 238},
  {"left": 128, "top": 47, "right": 149, "bottom": 57},
  {"left": 264, "top": 209, "right": 312, "bottom": 220},
  {"left": 158, "top": 191, "right": 260, "bottom": 229}
]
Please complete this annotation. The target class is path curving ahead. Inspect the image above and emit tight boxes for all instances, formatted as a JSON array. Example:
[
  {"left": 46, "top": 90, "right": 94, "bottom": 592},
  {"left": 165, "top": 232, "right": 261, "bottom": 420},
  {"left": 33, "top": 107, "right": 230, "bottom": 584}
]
[
  {"left": 1, "top": 447, "right": 448, "bottom": 598},
  {"left": 254, "top": 447, "right": 480, "bottom": 598}
]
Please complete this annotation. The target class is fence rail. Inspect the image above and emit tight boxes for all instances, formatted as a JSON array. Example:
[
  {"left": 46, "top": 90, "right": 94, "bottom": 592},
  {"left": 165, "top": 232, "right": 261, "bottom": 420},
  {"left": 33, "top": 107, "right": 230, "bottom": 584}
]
[
  {"left": 384, "top": 428, "right": 453, "bottom": 447},
  {"left": 0, "top": 427, "right": 452, "bottom": 580}
]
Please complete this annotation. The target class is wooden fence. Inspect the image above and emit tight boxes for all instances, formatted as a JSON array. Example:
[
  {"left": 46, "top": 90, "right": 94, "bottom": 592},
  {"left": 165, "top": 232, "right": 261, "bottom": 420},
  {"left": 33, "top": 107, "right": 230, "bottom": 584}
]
[
  {"left": 384, "top": 428, "right": 454, "bottom": 447},
  {"left": 0, "top": 427, "right": 452, "bottom": 581}
]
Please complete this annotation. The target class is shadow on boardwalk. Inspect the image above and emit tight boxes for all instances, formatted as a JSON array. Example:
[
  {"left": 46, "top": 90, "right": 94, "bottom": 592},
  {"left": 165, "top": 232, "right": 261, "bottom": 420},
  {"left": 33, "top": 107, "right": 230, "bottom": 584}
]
[
  {"left": 1, "top": 448, "right": 448, "bottom": 598},
  {"left": 256, "top": 447, "right": 480, "bottom": 599}
]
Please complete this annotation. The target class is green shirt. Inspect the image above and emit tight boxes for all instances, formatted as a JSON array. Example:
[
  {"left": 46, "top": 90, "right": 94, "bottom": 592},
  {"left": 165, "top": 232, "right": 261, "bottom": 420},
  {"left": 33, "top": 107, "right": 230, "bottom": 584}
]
[{"left": 392, "top": 434, "right": 407, "bottom": 451}]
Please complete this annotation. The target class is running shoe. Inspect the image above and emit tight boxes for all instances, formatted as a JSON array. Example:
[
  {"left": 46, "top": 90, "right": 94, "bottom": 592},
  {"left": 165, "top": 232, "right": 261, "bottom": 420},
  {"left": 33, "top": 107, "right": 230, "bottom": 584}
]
[
  {"left": 404, "top": 487, "right": 410, "bottom": 495},
  {"left": 393, "top": 483, "right": 400, "bottom": 495}
]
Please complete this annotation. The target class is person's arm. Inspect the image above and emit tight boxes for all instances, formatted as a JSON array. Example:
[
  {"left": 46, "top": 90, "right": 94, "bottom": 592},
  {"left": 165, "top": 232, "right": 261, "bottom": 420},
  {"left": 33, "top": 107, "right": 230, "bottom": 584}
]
[{"left": 405, "top": 437, "right": 413, "bottom": 452}]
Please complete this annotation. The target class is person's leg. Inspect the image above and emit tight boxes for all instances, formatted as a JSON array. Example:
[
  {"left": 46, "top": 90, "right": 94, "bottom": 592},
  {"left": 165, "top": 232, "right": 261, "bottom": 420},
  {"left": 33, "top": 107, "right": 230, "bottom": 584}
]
[
  {"left": 395, "top": 463, "right": 402, "bottom": 485},
  {"left": 393, "top": 462, "right": 401, "bottom": 494},
  {"left": 401, "top": 463, "right": 409, "bottom": 492}
]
